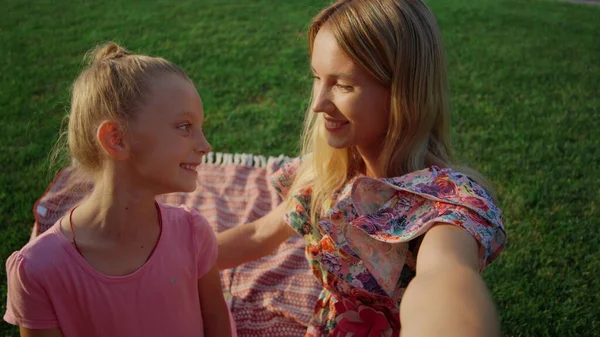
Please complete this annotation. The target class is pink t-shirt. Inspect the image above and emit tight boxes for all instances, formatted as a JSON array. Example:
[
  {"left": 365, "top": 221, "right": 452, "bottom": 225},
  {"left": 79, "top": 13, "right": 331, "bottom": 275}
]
[{"left": 4, "top": 203, "right": 220, "bottom": 337}]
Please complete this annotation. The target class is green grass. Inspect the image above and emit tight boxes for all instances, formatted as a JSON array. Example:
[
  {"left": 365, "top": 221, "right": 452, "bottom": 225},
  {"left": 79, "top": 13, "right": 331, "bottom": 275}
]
[{"left": 1, "top": 0, "right": 598, "bottom": 335}]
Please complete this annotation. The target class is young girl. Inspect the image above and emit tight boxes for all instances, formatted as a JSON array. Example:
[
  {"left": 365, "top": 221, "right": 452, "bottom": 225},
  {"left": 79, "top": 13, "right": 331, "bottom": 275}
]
[
  {"left": 4, "top": 43, "right": 233, "bottom": 337},
  {"left": 218, "top": 0, "right": 506, "bottom": 336}
]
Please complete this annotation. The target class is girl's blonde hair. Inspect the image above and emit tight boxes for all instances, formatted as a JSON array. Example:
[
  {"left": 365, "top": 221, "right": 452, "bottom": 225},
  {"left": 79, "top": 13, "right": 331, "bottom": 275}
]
[
  {"left": 289, "top": 0, "right": 494, "bottom": 224},
  {"left": 58, "top": 42, "right": 189, "bottom": 174}
]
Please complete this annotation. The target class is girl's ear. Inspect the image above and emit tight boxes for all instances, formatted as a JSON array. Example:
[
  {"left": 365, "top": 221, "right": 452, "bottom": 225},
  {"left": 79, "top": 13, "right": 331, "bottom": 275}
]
[{"left": 96, "top": 120, "right": 130, "bottom": 160}]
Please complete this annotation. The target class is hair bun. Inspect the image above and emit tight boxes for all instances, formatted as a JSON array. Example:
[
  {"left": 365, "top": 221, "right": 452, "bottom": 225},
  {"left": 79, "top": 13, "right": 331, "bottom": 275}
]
[{"left": 89, "top": 42, "right": 132, "bottom": 64}]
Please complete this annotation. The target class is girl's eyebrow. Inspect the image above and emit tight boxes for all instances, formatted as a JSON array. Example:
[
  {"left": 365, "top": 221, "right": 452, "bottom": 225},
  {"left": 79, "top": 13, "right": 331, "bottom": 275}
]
[
  {"left": 177, "top": 111, "right": 196, "bottom": 120},
  {"left": 177, "top": 111, "right": 205, "bottom": 124}
]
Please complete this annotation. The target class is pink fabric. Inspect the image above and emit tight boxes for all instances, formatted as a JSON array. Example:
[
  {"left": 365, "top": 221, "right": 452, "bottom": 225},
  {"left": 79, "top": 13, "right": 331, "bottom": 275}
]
[
  {"left": 4, "top": 203, "right": 219, "bottom": 336},
  {"left": 24, "top": 161, "right": 321, "bottom": 336}
]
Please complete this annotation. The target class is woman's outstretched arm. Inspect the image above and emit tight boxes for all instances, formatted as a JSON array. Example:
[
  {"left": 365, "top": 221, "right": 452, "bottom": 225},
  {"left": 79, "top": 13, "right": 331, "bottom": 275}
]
[{"left": 400, "top": 224, "right": 501, "bottom": 337}]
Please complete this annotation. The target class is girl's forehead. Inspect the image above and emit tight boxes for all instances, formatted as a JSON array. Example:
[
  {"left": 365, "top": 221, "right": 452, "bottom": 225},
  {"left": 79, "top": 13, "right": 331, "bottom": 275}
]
[{"left": 135, "top": 76, "right": 203, "bottom": 121}]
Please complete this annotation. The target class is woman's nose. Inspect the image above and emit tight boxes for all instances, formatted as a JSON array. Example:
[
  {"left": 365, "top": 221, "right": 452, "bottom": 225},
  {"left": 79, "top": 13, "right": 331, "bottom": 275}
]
[{"left": 312, "top": 85, "right": 334, "bottom": 114}]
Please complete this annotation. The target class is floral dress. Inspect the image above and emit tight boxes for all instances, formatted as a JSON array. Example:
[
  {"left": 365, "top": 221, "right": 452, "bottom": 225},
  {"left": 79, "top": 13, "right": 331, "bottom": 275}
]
[{"left": 271, "top": 159, "right": 506, "bottom": 337}]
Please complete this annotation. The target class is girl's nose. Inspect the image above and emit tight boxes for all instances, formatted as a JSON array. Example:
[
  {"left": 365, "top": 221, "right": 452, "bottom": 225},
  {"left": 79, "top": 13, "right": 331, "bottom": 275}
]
[{"left": 195, "top": 131, "right": 212, "bottom": 155}]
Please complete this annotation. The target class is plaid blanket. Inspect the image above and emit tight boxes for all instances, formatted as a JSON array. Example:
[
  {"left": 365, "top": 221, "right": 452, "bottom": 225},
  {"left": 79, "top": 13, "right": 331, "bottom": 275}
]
[{"left": 32, "top": 153, "right": 321, "bottom": 337}]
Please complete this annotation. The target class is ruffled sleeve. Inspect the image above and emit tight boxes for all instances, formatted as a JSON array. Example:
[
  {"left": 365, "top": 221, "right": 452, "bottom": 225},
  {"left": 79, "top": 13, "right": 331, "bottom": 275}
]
[
  {"left": 269, "top": 157, "right": 315, "bottom": 237},
  {"left": 270, "top": 157, "right": 302, "bottom": 199},
  {"left": 342, "top": 166, "right": 506, "bottom": 295}
]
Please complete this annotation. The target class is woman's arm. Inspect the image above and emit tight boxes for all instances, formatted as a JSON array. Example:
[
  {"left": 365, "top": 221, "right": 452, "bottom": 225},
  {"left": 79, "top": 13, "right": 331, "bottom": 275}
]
[
  {"left": 198, "top": 265, "right": 232, "bottom": 337},
  {"left": 217, "top": 202, "right": 294, "bottom": 270},
  {"left": 400, "top": 224, "right": 501, "bottom": 337},
  {"left": 20, "top": 328, "right": 63, "bottom": 337}
]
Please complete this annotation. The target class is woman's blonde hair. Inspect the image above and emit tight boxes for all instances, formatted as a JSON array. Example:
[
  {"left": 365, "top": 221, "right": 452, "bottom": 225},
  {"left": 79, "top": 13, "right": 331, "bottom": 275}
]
[
  {"left": 289, "top": 0, "right": 494, "bottom": 224},
  {"left": 54, "top": 42, "right": 189, "bottom": 174}
]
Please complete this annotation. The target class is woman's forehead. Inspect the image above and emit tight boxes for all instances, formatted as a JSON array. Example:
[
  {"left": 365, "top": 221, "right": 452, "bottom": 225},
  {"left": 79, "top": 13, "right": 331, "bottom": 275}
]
[{"left": 311, "top": 28, "right": 362, "bottom": 79}]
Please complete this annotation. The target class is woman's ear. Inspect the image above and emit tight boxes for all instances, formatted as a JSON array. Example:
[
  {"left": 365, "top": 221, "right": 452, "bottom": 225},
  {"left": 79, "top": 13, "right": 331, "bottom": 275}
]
[{"left": 96, "top": 120, "right": 129, "bottom": 160}]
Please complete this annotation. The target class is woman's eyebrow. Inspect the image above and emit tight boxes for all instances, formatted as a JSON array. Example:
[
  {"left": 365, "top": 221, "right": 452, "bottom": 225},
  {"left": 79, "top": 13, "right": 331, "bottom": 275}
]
[{"left": 311, "top": 67, "right": 355, "bottom": 81}]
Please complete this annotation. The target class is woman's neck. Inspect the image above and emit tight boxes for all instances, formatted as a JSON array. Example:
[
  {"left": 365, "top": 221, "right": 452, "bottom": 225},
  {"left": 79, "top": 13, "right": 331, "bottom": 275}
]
[{"left": 356, "top": 146, "right": 384, "bottom": 178}]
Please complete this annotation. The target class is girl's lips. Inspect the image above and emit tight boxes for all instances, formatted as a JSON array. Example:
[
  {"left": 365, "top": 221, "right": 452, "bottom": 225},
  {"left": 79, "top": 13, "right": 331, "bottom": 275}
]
[{"left": 180, "top": 163, "right": 199, "bottom": 172}]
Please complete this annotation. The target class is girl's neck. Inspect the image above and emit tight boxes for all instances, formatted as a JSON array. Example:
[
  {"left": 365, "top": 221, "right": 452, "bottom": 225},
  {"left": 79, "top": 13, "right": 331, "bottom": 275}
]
[{"left": 74, "top": 168, "right": 159, "bottom": 241}]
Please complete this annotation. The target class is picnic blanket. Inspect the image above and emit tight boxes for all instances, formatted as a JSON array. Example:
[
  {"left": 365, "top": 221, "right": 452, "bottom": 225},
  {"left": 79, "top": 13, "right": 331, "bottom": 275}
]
[{"left": 32, "top": 152, "right": 321, "bottom": 337}]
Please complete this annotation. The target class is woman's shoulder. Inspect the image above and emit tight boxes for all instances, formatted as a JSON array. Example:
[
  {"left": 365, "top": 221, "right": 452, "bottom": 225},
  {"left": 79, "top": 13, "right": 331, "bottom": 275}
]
[
  {"left": 331, "top": 167, "right": 506, "bottom": 293},
  {"left": 351, "top": 165, "right": 500, "bottom": 215},
  {"left": 378, "top": 166, "right": 489, "bottom": 193}
]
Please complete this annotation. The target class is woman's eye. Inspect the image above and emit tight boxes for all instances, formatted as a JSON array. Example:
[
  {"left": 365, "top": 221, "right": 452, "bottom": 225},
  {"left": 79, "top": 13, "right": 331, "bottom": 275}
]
[{"left": 335, "top": 84, "right": 354, "bottom": 92}]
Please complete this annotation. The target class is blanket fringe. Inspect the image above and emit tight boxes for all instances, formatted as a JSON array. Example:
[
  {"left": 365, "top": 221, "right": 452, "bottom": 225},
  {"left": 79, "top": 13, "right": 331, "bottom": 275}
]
[
  {"left": 202, "top": 152, "right": 291, "bottom": 168},
  {"left": 72, "top": 152, "right": 291, "bottom": 169}
]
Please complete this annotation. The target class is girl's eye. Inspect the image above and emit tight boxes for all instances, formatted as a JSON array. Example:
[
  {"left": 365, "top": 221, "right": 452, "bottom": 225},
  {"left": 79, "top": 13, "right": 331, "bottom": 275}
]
[
  {"left": 311, "top": 75, "right": 320, "bottom": 81},
  {"left": 178, "top": 123, "right": 192, "bottom": 132}
]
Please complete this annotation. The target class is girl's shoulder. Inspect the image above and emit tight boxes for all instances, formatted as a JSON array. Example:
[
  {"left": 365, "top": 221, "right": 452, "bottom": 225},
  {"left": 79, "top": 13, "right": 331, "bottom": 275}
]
[
  {"left": 156, "top": 203, "right": 217, "bottom": 277},
  {"left": 6, "top": 221, "right": 75, "bottom": 281},
  {"left": 157, "top": 202, "right": 211, "bottom": 230},
  {"left": 156, "top": 202, "right": 216, "bottom": 246}
]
